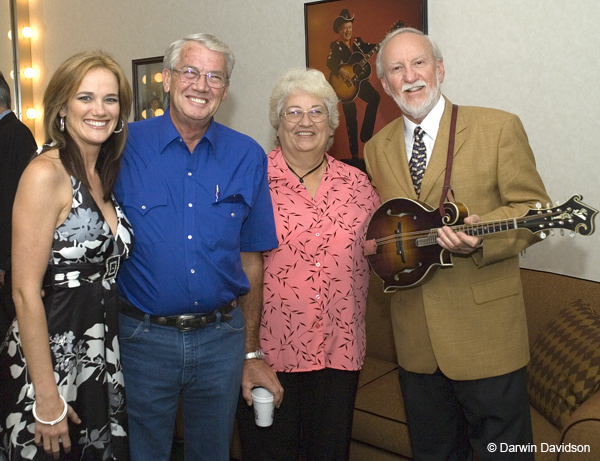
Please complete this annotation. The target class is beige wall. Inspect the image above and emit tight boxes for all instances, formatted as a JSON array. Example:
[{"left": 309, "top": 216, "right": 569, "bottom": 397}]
[{"left": 24, "top": 0, "right": 600, "bottom": 281}]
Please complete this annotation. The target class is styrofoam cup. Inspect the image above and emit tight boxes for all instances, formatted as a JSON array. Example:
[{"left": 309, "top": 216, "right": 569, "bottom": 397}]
[{"left": 251, "top": 387, "right": 274, "bottom": 427}]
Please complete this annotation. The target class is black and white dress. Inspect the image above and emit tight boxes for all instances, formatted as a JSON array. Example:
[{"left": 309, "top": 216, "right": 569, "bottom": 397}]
[{"left": 0, "top": 176, "right": 133, "bottom": 460}]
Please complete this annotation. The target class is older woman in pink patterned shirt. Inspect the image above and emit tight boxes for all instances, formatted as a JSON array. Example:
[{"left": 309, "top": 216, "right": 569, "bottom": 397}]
[{"left": 237, "top": 68, "right": 380, "bottom": 461}]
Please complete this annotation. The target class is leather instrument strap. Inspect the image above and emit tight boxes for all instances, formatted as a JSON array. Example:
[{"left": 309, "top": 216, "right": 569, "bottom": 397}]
[{"left": 439, "top": 104, "right": 458, "bottom": 217}]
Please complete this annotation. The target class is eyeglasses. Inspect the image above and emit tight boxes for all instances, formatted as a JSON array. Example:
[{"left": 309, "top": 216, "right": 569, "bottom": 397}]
[
  {"left": 281, "top": 108, "right": 329, "bottom": 123},
  {"left": 172, "top": 67, "right": 228, "bottom": 89}
]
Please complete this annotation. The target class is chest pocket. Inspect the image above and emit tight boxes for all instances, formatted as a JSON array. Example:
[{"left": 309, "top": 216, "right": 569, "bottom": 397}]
[
  {"left": 121, "top": 192, "right": 168, "bottom": 245},
  {"left": 209, "top": 190, "right": 251, "bottom": 250}
]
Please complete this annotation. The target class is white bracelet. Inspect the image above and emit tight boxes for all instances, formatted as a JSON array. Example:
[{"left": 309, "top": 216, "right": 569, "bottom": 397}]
[{"left": 32, "top": 395, "right": 68, "bottom": 426}]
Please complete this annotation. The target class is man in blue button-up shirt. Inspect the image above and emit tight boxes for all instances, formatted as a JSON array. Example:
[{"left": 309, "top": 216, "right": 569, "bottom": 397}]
[{"left": 114, "top": 34, "right": 282, "bottom": 461}]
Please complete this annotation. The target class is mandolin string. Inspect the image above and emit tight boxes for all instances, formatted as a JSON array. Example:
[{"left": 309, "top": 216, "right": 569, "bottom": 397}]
[
  {"left": 374, "top": 220, "right": 529, "bottom": 245},
  {"left": 374, "top": 216, "right": 556, "bottom": 245},
  {"left": 373, "top": 211, "right": 561, "bottom": 246}
]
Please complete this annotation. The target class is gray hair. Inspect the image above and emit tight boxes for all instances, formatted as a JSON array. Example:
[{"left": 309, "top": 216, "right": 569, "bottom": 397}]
[
  {"left": 269, "top": 68, "right": 340, "bottom": 151},
  {"left": 162, "top": 33, "right": 235, "bottom": 107},
  {"left": 376, "top": 27, "right": 443, "bottom": 79},
  {"left": 0, "top": 71, "right": 11, "bottom": 109}
]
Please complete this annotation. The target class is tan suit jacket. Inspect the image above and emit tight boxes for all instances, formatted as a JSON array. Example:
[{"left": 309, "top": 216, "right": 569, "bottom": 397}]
[{"left": 364, "top": 97, "right": 550, "bottom": 380}]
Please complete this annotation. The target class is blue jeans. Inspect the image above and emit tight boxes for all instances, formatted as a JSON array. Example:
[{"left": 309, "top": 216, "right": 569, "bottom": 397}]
[{"left": 118, "top": 307, "right": 245, "bottom": 461}]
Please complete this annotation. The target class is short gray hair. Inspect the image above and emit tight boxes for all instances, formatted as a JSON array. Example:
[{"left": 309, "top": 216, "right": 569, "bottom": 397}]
[
  {"left": 162, "top": 33, "right": 235, "bottom": 108},
  {"left": 269, "top": 68, "right": 340, "bottom": 150},
  {"left": 376, "top": 27, "right": 443, "bottom": 79},
  {"left": 0, "top": 71, "right": 11, "bottom": 109}
]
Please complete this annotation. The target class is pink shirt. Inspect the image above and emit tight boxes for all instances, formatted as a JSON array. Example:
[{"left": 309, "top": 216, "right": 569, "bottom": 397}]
[{"left": 261, "top": 147, "right": 380, "bottom": 372}]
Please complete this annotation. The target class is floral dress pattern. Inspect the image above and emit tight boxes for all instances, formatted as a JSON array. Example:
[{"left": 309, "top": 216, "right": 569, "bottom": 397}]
[{"left": 0, "top": 177, "right": 133, "bottom": 460}]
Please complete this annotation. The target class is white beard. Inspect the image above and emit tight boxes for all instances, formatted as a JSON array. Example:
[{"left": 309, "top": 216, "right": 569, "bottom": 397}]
[{"left": 390, "top": 72, "right": 441, "bottom": 121}]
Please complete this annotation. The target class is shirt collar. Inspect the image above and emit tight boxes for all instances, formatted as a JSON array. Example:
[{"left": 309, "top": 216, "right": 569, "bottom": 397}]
[
  {"left": 202, "top": 117, "right": 219, "bottom": 155},
  {"left": 157, "top": 107, "right": 219, "bottom": 156},
  {"left": 0, "top": 109, "right": 12, "bottom": 121},
  {"left": 403, "top": 95, "right": 446, "bottom": 141},
  {"left": 268, "top": 147, "right": 351, "bottom": 183},
  {"left": 326, "top": 154, "right": 353, "bottom": 180}
]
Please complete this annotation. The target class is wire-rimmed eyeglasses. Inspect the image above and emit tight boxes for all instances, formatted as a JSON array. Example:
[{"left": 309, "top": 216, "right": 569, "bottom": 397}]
[
  {"left": 172, "top": 67, "right": 228, "bottom": 89},
  {"left": 281, "top": 108, "right": 329, "bottom": 123}
]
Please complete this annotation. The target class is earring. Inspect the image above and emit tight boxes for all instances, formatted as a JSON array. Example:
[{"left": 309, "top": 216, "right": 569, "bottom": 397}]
[
  {"left": 60, "top": 116, "right": 65, "bottom": 132},
  {"left": 113, "top": 119, "right": 124, "bottom": 134}
]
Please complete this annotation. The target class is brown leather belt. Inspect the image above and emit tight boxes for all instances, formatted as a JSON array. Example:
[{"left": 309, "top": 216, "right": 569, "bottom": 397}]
[{"left": 118, "top": 298, "right": 238, "bottom": 331}]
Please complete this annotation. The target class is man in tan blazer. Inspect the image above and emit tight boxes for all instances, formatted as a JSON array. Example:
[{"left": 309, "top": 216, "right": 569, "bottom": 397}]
[{"left": 364, "top": 28, "right": 549, "bottom": 460}]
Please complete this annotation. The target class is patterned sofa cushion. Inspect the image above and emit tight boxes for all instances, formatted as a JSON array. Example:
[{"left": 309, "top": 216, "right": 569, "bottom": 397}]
[{"left": 527, "top": 299, "right": 600, "bottom": 428}]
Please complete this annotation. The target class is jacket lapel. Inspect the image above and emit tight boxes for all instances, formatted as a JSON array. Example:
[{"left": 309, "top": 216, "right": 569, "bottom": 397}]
[{"left": 381, "top": 118, "right": 418, "bottom": 199}]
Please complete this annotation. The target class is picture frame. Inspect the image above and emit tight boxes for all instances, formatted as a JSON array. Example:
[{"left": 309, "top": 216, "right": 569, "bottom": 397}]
[
  {"left": 304, "top": 0, "right": 428, "bottom": 167},
  {"left": 132, "top": 56, "right": 166, "bottom": 121}
]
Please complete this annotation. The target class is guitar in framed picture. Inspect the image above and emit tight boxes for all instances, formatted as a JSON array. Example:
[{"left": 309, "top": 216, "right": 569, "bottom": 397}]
[
  {"left": 328, "top": 19, "right": 404, "bottom": 103},
  {"left": 305, "top": 0, "right": 427, "bottom": 166}
]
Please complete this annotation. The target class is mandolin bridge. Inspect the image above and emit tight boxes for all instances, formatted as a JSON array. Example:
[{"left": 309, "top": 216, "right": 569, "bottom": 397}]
[{"left": 394, "top": 223, "right": 406, "bottom": 262}]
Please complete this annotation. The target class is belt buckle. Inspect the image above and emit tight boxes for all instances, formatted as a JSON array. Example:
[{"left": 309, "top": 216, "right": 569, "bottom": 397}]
[
  {"left": 104, "top": 255, "right": 120, "bottom": 282},
  {"left": 176, "top": 314, "right": 206, "bottom": 331}
]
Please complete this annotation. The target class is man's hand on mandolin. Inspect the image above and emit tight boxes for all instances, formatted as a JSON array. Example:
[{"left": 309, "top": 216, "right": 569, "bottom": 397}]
[{"left": 437, "top": 214, "right": 483, "bottom": 254}]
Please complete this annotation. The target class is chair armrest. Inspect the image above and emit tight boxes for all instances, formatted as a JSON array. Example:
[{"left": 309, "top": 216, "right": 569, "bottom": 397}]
[{"left": 557, "top": 390, "right": 600, "bottom": 460}]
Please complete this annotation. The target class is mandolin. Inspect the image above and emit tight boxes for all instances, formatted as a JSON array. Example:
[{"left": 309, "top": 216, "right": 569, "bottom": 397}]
[
  {"left": 365, "top": 195, "right": 597, "bottom": 292},
  {"left": 329, "top": 20, "right": 403, "bottom": 103}
]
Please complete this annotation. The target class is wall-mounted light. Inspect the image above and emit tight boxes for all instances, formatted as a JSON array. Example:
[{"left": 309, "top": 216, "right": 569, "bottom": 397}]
[
  {"left": 142, "top": 108, "right": 164, "bottom": 119},
  {"left": 9, "top": 0, "right": 37, "bottom": 136},
  {"left": 8, "top": 26, "right": 34, "bottom": 39},
  {"left": 154, "top": 73, "right": 162, "bottom": 83},
  {"left": 10, "top": 70, "right": 14, "bottom": 79}
]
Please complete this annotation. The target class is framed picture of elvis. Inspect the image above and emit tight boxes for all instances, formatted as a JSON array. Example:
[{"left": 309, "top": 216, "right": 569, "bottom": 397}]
[{"left": 304, "top": 0, "right": 427, "bottom": 170}]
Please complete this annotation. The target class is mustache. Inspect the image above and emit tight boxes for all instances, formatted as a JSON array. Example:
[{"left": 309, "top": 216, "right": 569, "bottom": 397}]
[{"left": 402, "top": 80, "right": 427, "bottom": 93}]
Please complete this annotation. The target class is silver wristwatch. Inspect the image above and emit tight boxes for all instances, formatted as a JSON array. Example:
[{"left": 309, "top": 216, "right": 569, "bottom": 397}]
[{"left": 244, "top": 349, "right": 265, "bottom": 360}]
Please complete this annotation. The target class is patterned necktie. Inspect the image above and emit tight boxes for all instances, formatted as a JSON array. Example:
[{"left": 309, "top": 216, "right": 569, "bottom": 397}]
[{"left": 410, "top": 126, "right": 427, "bottom": 196}]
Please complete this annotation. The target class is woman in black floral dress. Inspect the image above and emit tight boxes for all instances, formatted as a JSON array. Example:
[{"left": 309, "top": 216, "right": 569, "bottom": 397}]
[{"left": 0, "top": 51, "right": 133, "bottom": 460}]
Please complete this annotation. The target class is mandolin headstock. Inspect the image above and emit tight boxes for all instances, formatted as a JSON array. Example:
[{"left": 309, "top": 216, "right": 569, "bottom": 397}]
[{"left": 521, "top": 195, "right": 598, "bottom": 237}]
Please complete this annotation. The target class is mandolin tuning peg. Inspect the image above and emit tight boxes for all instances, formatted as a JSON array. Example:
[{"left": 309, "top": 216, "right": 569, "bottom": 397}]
[
  {"left": 570, "top": 231, "right": 576, "bottom": 238},
  {"left": 536, "top": 202, "right": 542, "bottom": 209},
  {"left": 546, "top": 203, "right": 550, "bottom": 209},
  {"left": 550, "top": 229, "right": 555, "bottom": 237},
  {"left": 555, "top": 200, "right": 560, "bottom": 206},
  {"left": 560, "top": 229, "right": 565, "bottom": 236},
  {"left": 540, "top": 231, "right": 547, "bottom": 239}
]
